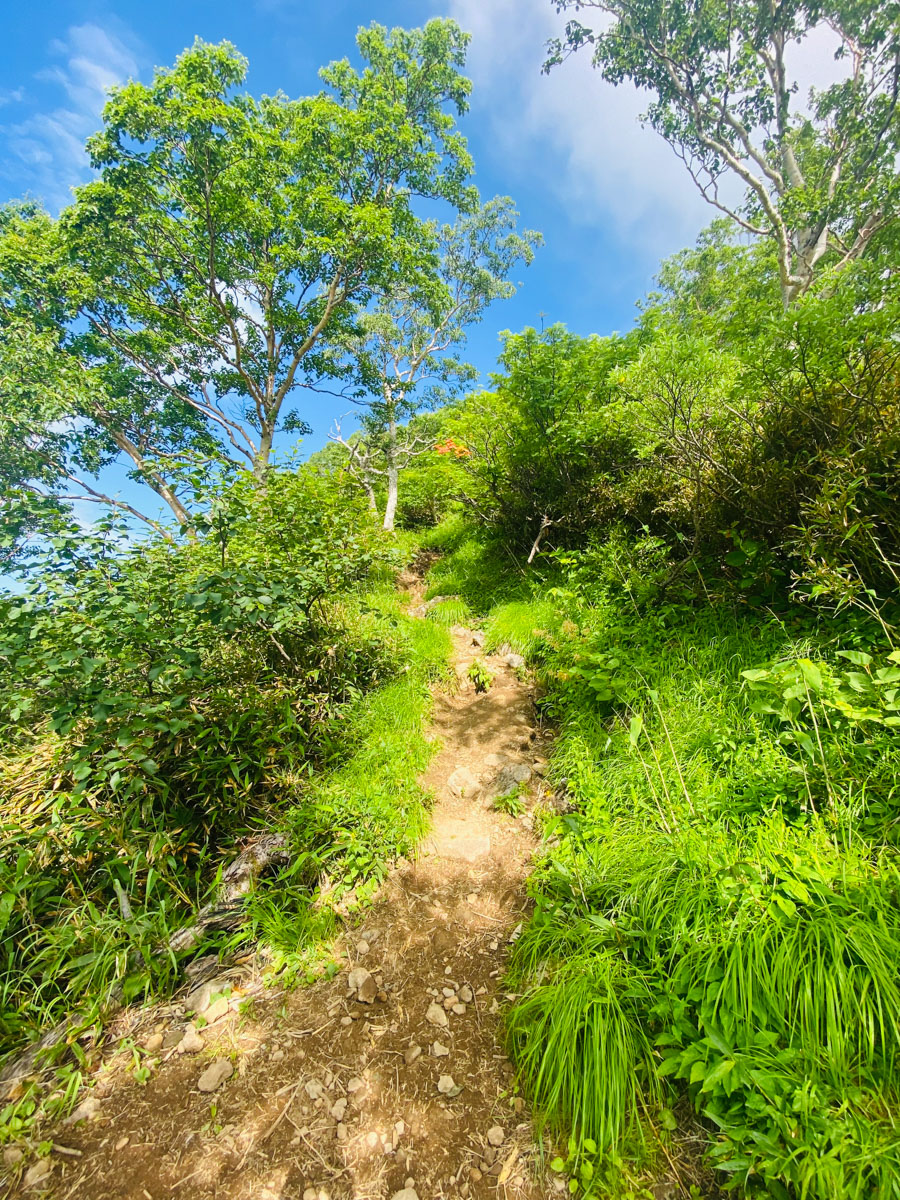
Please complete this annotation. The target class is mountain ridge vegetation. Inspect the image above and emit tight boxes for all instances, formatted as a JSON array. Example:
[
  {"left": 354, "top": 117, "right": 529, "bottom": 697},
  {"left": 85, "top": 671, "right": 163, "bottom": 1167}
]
[{"left": 2, "top": 5, "right": 900, "bottom": 1197}]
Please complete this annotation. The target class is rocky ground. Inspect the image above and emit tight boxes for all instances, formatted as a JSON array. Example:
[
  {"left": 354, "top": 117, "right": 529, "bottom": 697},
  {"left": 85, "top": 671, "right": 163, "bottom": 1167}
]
[{"left": 4, "top": 586, "right": 560, "bottom": 1200}]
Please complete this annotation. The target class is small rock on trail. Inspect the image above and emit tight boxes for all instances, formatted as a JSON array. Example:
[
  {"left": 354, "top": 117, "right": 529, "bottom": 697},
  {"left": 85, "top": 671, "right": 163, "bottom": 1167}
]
[{"left": 197, "top": 1057, "right": 233, "bottom": 1093}]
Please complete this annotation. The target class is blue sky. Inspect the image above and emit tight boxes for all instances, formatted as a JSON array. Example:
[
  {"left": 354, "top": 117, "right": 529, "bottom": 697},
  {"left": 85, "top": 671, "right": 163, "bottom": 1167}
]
[{"left": 0, "top": 0, "right": 729, "bottom": 508}]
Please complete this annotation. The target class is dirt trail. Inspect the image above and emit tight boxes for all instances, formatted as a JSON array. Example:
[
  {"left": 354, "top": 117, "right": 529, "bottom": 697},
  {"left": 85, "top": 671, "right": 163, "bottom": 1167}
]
[{"left": 13, "top": 574, "right": 555, "bottom": 1200}]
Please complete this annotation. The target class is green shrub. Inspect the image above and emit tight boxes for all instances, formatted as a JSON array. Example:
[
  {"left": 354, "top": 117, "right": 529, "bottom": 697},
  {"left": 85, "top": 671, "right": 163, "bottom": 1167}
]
[{"left": 0, "top": 472, "right": 435, "bottom": 1061}]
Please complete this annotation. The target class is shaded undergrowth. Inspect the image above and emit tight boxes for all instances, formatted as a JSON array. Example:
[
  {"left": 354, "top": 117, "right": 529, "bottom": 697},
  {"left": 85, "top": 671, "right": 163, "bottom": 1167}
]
[{"left": 0, "top": 564, "right": 450, "bottom": 1125}]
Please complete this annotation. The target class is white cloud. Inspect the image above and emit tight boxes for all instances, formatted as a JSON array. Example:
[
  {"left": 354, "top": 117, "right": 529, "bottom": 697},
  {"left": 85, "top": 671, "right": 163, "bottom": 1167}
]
[
  {"left": 445, "top": 0, "right": 853, "bottom": 258},
  {"left": 2, "top": 23, "right": 141, "bottom": 210},
  {"left": 445, "top": 0, "right": 710, "bottom": 255}
]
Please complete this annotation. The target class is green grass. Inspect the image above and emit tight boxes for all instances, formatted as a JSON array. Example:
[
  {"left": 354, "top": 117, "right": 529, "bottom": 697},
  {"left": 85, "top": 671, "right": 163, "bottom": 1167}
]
[
  {"left": 425, "top": 595, "right": 473, "bottom": 626},
  {"left": 423, "top": 526, "right": 529, "bottom": 612},
  {"left": 422, "top": 522, "right": 900, "bottom": 1199},
  {"left": 483, "top": 599, "right": 563, "bottom": 658}
]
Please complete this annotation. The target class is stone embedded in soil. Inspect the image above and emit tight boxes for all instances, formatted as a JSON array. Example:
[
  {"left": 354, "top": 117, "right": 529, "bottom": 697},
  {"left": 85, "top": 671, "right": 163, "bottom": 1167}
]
[
  {"left": 391, "top": 1190, "right": 419, "bottom": 1200},
  {"left": 203, "top": 995, "right": 230, "bottom": 1024},
  {"left": 426, "top": 1001, "right": 449, "bottom": 1027},
  {"left": 197, "top": 1058, "right": 233, "bottom": 1093},
  {"left": 485, "top": 762, "right": 532, "bottom": 803},
  {"left": 64, "top": 1096, "right": 101, "bottom": 1124},
  {"left": 346, "top": 1076, "right": 365, "bottom": 1093},
  {"left": 504, "top": 652, "right": 526, "bottom": 669},
  {"left": 437, "top": 1074, "right": 462, "bottom": 1097},
  {"left": 177, "top": 1026, "right": 205, "bottom": 1055},
  {"left": 446, "top": 766, "right": 481, "bottom": 797},
  {"left": 487, "top": 1125, "right": 505, "bottom": 1146},
  {"left": 143, "top": 1032, "right": 164, "bottom": 1053},
  {"left": 330, "top": 1097, "right": 347, "bottom": 1120},
  {"left": 348, "top": 966, "right": 378, "bottom": 1003},
  {"left": 458, "top": 985, "right": 474, "bottom": 1003},
  {"left": 24, "top": 1158, "right": 53, "bottom": 1188},
  {"left": 404, "top": 1044, "right": 422, "bottom": 1065},
  {"left": 186, "top": 978, "right": 229, "bottom": 1014},
  {"left": 432, "top": 1041, "right": 450, "bottom": 1056}
]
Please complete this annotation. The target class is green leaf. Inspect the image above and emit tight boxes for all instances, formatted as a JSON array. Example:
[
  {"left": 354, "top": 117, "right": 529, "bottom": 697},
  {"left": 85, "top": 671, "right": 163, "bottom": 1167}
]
[
  {"left": 836, "top": 650, "right": 873, "bottom": 666},
  {"left": 798, "top": 659, "right": 823, "bottom": 693},
  {"left": 702, "top": 1059, "right": 736, "bottom": 1091}
]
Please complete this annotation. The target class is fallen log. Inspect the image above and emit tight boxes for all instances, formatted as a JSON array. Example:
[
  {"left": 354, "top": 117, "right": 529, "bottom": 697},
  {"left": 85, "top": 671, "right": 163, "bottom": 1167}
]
[{"left": 0, "top": 833, "right": 289, "bottom": 1092}]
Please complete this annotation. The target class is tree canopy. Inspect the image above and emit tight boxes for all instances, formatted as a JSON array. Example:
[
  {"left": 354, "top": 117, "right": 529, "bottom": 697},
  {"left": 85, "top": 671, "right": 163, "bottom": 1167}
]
[
  {"left": 548, "top": 0, "right": 900, "bottom": 305},
  {"left": 0, "top": 22, "right": 479, "bottom": 541}
]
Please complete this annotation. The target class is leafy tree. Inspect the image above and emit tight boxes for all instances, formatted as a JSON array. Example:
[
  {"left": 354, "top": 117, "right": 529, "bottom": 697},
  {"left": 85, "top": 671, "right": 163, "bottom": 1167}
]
[
  {"left": 332, "top": 198, "right": 540, "bottom": 530},
  {"left": 0, "top": 205, "right": 218, "bottom": 552},
  {"left": 447, "top": 324, "right": 639, "bottom": 552},
  {"left": 547, "top": 0, "right": 900, "bottom": 305},
  {"left": 68, "top": 28, "right": 475, "bottom": 479},
  {"left": 1, "top": 23, "right": 477, "bottom": 538}
]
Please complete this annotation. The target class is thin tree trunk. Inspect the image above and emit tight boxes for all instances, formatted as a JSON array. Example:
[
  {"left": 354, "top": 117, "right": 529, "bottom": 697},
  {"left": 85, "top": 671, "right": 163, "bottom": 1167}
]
[
  {"left": 254, "top": 424, "right": 274, "bottom": 482},
  {"left": 382, "top": 409, "right": 399, "bottom": 532},
  {"left": 362, "top": 479, "right": 378, "bottom": 514},
  {"left": 383, "top": 465, "right": 399, "bottom": 531},
  {"left": 108, "top": 430, "right": 194, "bottom": 533}
]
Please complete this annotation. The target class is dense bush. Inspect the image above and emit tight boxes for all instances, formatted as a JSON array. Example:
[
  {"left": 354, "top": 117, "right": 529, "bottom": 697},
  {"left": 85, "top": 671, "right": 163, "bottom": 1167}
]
[
  {"left": 442, "top": 248, "right": 900, "bottom": 623},
  {"left": 0, "top": 470, "right": 444, "bottom": 1057}
]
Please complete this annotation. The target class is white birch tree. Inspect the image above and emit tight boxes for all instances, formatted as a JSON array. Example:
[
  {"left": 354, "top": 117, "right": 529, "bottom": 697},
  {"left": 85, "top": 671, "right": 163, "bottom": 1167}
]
[{"left": 333, "top": 197, "right": 540, "bottom": 530}]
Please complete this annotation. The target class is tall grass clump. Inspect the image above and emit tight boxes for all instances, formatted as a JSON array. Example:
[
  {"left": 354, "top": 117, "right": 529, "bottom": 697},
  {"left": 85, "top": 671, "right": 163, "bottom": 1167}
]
[
  {"left": 432, "top": 532, "right": 900, "bottom": 1198},
  {"left": 425, "top": 596, "right": 473, "bottom": 627}
]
